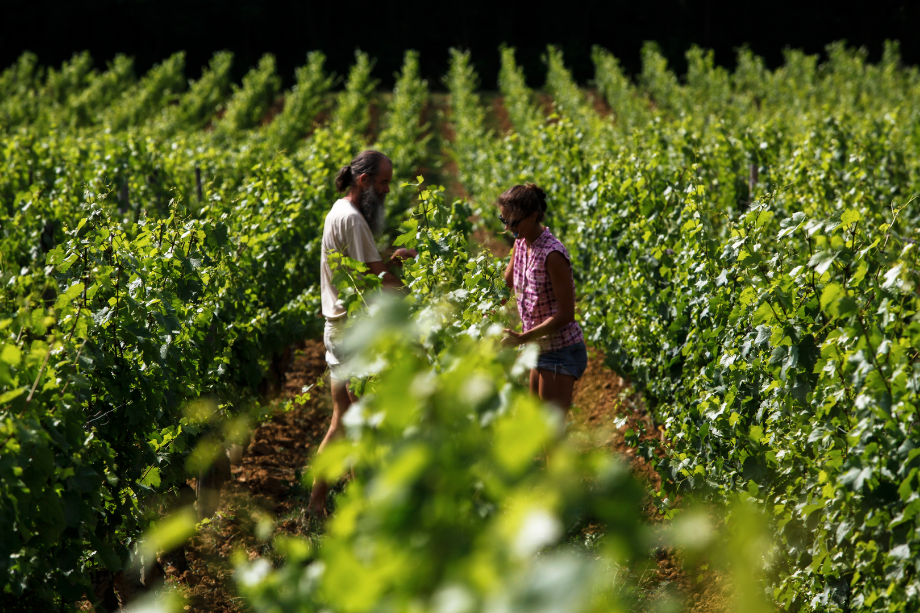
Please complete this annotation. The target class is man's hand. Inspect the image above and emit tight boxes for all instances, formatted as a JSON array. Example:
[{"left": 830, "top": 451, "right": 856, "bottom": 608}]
[
  {"left": 390, "top": 248, "right": 418, "bottom": 266},
  {"left": 502, "top": 328, "right": 526, "bottom": 347}
]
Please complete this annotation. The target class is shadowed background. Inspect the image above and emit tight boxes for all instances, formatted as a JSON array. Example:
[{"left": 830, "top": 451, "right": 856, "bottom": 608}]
[{"left": 3, "top": 0, "right": 918, "bottom": 87}]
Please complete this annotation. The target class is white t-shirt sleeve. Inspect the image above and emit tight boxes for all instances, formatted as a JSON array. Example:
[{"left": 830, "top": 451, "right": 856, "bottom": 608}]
[{"left": 344, "top": 215, "right": 381, "bottom": 263}]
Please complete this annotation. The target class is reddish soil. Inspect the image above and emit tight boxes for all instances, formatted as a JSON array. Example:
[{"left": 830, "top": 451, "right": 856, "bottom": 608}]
[
  {"left": 259, "top": 96, "right": 286, "bottom": 127},
  {"left": 490, "top": 95, "right": 515, "bottom": 134},
  {"left": 571, "top": 349, "right": 729, "bottom": 612},
  {"left": 305, "top": 95, "right": 336, "bottom": 138},
  {"left": 535, "top": 91, "right": 556, "bottom": 117},
  {"left": 123, "top": 337, "right": 725, "bottom": 613},
  {"left": 586, "top": 88, "right": 613, "bottom": 118},
  {"left": 435, "top": 93, "right": 507, "bottom": 259},
  {"left": 471, "top": 226, "right": 512, "bottom": 259},
  {"left": 366, "top": 93, "right": 382, "bottom": 142},
  {"left": 432, "top": 94, "right": 470, "bottom": 203},
  {"left": 411, "top": 96, "right": 441, "bottom": 188},
  {"left": 161, "top": 341, "right": 333, "bottom": 613},
  {"left": 572, "top": 349, "right": 663, "bottom": 502},
  {"left": 84, "top": 89, "right": 728, "bottom": 612},
  {"left": 75, "top": 332, "right": 726, "bottom": 612},
  {"left": 203, "top": 107, "right": 225, "bottom": 132}
]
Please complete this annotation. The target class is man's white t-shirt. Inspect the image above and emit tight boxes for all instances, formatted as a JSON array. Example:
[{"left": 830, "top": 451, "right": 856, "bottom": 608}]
[{"left": 320, "top": 198, "right": 381, "bottom": 320}]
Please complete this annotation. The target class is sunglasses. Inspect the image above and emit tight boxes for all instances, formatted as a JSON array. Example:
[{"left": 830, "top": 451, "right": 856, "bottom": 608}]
[{"left": 499, "top": 214, "right": 525, "bottom": 229}]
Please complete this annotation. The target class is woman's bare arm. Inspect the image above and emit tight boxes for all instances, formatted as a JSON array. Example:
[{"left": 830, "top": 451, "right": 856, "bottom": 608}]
[{"left": 504, "top": 250, "right": 514, "bottom": 288}]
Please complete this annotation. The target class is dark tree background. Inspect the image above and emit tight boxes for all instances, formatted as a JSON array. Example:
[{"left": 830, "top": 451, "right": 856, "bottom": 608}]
[{"left": 2, "top": 0, "right": 917, "bottom": 89}]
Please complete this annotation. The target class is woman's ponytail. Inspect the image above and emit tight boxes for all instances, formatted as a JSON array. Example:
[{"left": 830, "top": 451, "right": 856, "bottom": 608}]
[
  {"left": 526, "top": 183, "right": 548, "bottom": 213},
  {"left": 335, "top": 165, "right": 353, "bottom": 192}
]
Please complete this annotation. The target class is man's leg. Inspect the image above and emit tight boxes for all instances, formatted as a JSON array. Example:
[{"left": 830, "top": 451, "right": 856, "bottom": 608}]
[{"left": 308, "top": 377, "right": 357, "bottom": 516}]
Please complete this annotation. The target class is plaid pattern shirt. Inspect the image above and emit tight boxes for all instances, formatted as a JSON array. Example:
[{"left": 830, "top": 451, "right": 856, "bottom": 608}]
[{"left": 512, "top": 227, "right": 584, "bottom": 353}]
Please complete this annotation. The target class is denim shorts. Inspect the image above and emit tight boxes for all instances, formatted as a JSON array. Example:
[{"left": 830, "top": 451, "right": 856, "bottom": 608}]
[{"left": 536, "top": 341, "right": 588, "bottom": 380}]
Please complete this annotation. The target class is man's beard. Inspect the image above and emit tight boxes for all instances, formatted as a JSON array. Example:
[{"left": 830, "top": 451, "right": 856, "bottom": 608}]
[{"left": 359, "top": 186, "right": 386, "bottom": 236}]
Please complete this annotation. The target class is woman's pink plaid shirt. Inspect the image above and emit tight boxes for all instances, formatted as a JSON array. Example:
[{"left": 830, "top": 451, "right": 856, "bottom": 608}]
[{"left": 512, "top": 227, "right": 584, "bottom": 353}]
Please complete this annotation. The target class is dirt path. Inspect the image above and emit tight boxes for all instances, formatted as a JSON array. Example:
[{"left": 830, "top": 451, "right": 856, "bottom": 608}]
[
  {"left": 149, "top": 338, "right": 726, "bottom": 613},
  {"left": 569, "top": 350, "right": 730, "bottom": 611},
  {"left": 431, "top": 89, "right": 727, "bottom": 607},
  {"left": 167, "top": 341, "right": 332, "bottom": 613},
  {"left": 149, "top": 92, "right": 730, "bottom": 613}
]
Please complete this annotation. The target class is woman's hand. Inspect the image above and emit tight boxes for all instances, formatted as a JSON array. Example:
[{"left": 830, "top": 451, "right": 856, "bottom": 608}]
[{"left": 502, "top": 328, "right": 525, "bottom": 347}]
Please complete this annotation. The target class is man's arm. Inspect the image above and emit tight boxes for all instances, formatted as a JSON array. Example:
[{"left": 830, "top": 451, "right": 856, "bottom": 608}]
[
  {"left": 367, "top": 248, "right": 417, "bottom": 289},
  {"left": 367, "top": 260, "right": 402, "bottom": 289}
]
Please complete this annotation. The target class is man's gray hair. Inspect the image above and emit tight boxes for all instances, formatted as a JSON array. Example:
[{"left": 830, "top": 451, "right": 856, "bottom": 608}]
[{"left": 335, "top": 150, "right": 391, "bottom": 192}]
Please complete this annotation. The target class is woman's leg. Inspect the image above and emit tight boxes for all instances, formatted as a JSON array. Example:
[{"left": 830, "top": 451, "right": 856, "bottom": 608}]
[
  {"left": 536, "top": 369, "right": 576, "bottom": 465},
  {"left": 308, "top": 377, "right": 357, "bottom": 515},
  {"left": 529, "top": 368, "right": 540, "bottom": 395},
  {"left": 536, "top": 368, "right": 577, "bottom": 414}
]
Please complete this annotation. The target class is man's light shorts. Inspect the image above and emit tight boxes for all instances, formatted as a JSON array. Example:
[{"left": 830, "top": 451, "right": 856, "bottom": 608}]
[{"left": 324, "top": 316, "right": 350, "bottom": 381}]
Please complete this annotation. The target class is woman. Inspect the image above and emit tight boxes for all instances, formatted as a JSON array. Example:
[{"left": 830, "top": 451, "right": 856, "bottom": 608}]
[{"left": 500, "top": 183, "right": 588, "bottom": 413}]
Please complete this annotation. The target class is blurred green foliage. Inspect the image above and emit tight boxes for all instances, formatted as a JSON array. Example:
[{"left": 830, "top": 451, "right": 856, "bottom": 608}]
[
  {"left": 0, "top": 47, "right": 421, "bottom": 608},
  {"left": 3, "top": 38, "right": 919, "bottom": 611},
  {"left": 447, "top": 40, "right": 920, "bottom": 612}
]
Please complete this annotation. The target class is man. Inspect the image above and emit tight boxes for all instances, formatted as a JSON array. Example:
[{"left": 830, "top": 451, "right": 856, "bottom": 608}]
[{"left": 310, "top": 149, "right": 414, "bottom": 516}]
